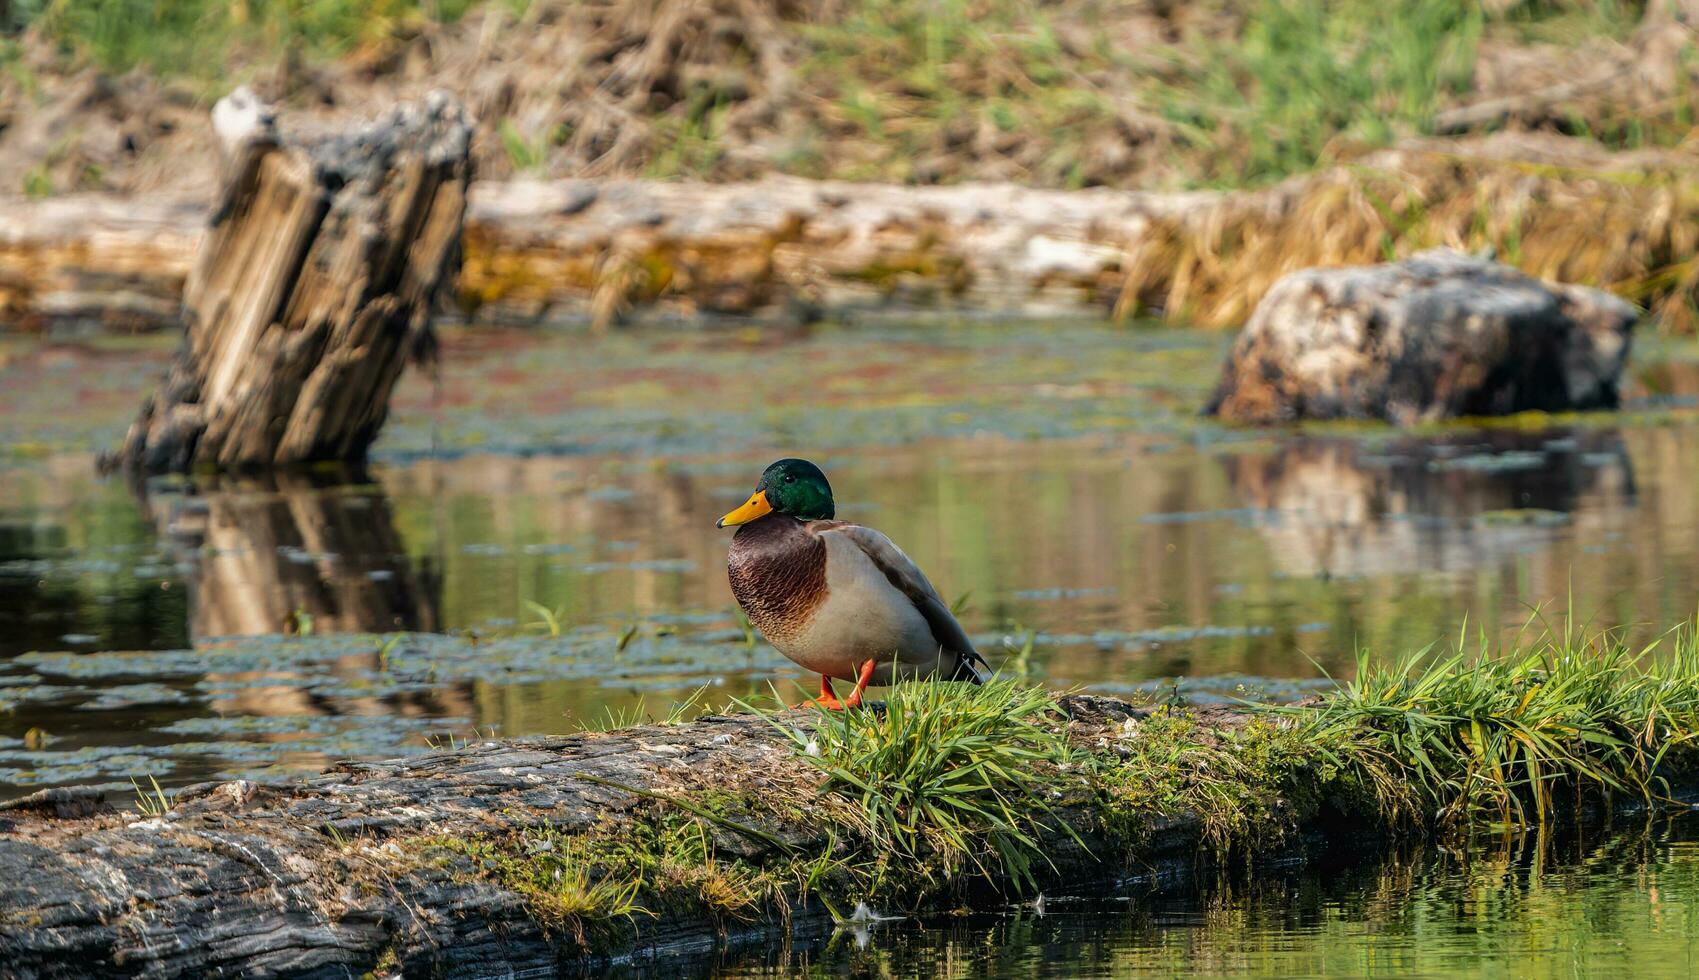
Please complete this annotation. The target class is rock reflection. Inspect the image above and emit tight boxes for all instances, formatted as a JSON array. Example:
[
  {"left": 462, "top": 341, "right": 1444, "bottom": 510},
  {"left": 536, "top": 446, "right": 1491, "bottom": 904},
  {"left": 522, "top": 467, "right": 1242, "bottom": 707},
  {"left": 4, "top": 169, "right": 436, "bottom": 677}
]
[
  {"left": 1221, "top": 433, "right": 1635, "bottom": 579},
  {"left": 147, "top": 471, "right": 441, "bottom": 639}
]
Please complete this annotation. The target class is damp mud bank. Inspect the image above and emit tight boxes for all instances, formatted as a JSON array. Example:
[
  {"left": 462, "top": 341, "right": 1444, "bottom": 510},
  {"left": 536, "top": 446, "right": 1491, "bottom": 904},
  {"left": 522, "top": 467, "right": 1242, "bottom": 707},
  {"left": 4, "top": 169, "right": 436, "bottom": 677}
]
[
  {"left": 6, "top": 134, "right": 1699, "bottom": 335},
  {"left": 5, "top": 635, "right": 1699, "bottom": 979}
]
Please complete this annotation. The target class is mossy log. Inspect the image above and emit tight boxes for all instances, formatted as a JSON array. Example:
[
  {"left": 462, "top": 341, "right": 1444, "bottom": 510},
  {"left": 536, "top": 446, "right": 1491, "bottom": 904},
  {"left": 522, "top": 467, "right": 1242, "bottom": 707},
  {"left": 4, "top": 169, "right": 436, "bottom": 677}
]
[
  {"left": 112, "top": 92, "right": 471, "bottom": 474},
  {"left": 0, "top": 698, "right": 1318, "bottom": 979},
  {"left": 0, "top": 691, "right": 1692, "bottom": 978}
]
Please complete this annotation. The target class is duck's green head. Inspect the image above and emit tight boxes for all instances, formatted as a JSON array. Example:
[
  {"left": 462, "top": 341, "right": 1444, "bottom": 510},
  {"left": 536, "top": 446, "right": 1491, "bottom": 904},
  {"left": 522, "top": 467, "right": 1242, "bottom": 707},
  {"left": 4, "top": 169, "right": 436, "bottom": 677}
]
[{"left": 717, "top": 458, "right": 835, "bottom": 527}]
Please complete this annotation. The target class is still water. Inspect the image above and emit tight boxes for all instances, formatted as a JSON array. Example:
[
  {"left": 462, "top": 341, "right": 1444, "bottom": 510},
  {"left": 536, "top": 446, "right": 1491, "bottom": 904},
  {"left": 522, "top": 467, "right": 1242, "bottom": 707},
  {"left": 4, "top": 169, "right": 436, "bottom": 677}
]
[
  {"left": 1, "top": 320, "right": 1698, "bottom": 799},
  {"left": 719, "top": 817, "right": 1699, "bottom": 978}
]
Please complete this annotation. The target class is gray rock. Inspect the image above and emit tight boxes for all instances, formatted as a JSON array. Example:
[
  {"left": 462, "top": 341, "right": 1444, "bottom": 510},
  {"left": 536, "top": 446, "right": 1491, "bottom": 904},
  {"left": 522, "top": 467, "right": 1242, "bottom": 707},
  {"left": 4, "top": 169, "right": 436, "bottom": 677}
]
[{"left": 1204, "top": 249, "right": 1637, "bottom": 424}]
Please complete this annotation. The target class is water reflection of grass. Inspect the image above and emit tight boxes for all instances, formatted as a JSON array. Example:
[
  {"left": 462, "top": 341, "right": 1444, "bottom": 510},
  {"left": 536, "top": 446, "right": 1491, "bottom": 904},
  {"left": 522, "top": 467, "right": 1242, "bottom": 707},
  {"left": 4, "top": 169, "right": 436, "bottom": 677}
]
[{"left": 787, "top": 823, "right": 1699, "bottom": 977}]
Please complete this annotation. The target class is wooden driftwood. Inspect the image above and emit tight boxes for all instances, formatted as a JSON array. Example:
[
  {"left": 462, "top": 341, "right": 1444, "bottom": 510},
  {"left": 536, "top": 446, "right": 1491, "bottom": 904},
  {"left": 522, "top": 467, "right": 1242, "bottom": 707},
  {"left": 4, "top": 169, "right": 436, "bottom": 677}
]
[
  {"left": 0, "top": 699, "right": 1271, "bottom": 978},
  {"left": 0, "top": 693, "right": 1691, "bottom": 977},
  {"left": 113, "top": 91, "right": 471, "bottom": 473}
]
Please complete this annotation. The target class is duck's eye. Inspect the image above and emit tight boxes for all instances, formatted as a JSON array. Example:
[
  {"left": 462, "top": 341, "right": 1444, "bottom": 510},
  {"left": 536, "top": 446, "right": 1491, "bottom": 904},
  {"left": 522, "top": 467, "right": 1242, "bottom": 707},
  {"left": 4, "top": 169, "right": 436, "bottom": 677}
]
[{"left": 784, "top": 475, "right": 796, "bottom": 484}]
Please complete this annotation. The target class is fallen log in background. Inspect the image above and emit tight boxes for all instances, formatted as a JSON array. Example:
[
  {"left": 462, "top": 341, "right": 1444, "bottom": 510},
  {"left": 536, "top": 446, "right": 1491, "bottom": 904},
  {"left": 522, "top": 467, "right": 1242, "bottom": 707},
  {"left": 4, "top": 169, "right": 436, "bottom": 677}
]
[
  {"left": 6, "top": 134, "right": 1696, "bottom": 340},
  {"left": 0, "top": 195, "right": 201, "bottom": 332},
  {"left": 111, "top": 91, "right": 471, "bottom": 474}
]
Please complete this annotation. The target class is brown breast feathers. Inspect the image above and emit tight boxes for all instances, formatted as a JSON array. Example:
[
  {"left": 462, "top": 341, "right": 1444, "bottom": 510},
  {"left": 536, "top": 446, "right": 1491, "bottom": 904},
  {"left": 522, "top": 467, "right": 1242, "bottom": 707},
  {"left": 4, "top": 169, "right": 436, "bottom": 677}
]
[{"left": 727, "top": 515, "right": 828, "bottom": 644}]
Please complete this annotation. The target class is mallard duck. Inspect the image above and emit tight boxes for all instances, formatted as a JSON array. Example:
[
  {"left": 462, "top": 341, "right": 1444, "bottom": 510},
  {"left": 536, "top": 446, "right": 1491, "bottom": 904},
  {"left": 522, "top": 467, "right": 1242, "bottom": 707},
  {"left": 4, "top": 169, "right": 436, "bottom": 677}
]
[{"left": 716, "top": 458, "right": 988, "bottom": 709}]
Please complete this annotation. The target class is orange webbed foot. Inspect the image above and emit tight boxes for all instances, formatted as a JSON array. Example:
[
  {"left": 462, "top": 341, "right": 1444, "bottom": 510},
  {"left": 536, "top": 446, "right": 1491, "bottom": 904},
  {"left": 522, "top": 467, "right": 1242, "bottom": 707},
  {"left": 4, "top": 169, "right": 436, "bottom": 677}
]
[{"left": 795, "top": 674, "right": 846, "bottom": 711}]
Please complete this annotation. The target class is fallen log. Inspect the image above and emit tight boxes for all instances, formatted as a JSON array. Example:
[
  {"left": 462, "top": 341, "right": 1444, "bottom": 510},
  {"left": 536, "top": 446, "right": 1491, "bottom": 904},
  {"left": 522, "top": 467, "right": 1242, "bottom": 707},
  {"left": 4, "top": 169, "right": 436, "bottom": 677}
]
[
  {"left": 12, "top": 134, "right": 1699, "bottom": 339},
  {"left": 0, "top": 673, "right": 1693, "bottom": 979},
  {"left": 0, "top": 698, "right": 1248, "bottom": 978},
  {"left": 111, "top": 91, "right": 471, "bottom": 474}
]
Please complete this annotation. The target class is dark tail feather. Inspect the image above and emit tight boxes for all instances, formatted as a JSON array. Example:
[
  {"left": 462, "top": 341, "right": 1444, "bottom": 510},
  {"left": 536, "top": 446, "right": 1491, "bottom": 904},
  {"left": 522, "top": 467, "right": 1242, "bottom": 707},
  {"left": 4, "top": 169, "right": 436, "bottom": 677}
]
[{"left": 951, "top": 650, "right": 989, "bottom": 684}]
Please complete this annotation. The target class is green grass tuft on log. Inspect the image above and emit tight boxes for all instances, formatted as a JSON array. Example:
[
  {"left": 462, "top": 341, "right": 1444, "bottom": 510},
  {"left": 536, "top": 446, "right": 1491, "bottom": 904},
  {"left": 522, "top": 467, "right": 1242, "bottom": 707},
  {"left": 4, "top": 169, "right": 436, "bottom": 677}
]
[
  {"left": 758, "top": 678, "right": 1084, "bottom": 893},
  {"left": 417, "top": 613, "right": 1699, "bottom": 945},
  {"left": 1297, "top": 615, "right": 1699, "bottom": 830}
]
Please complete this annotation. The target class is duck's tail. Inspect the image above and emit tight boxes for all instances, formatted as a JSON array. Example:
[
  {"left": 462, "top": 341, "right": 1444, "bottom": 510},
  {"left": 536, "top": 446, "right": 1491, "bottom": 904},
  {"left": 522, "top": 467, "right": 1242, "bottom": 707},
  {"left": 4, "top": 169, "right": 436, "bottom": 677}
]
[{"left": 950, "top": 649, "right": 989, "bottom": 685}]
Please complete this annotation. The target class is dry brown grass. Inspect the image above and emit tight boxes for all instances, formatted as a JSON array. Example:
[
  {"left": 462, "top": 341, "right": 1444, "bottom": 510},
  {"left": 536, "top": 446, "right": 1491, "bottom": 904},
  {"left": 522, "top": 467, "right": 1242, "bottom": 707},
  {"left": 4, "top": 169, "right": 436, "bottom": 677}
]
[
  {"left": 1122, "top": 141, "right": 1699, "bottom": 331},
  {"left": 10, "top": 0, "right": 1699, "bottom": 331}
]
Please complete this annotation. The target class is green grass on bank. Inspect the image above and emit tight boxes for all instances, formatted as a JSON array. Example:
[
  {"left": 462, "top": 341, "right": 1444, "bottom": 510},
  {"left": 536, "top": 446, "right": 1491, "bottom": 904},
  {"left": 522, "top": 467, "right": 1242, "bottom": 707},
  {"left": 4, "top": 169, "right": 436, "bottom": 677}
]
[
  {"left": 763, "top": 679, "right": 1077, "bottom": 892},
  {"left": 408, "top": 616, "right": 1699, "bottom": 946},
  {"left": 3, "top": 0, "right": 492, "bottom": 73},
  {"left": 763, "top": 615, "right": 1699, "bottom": 888},
  {"left": 1304, "top": 616, "right": 1699, "bottom": 828},
  {"left": 5, "top": 0, "right": 1676, "bottom": 189},
  {"left": 1157, "top": 0, "right": 1483, "bottom": 185}
]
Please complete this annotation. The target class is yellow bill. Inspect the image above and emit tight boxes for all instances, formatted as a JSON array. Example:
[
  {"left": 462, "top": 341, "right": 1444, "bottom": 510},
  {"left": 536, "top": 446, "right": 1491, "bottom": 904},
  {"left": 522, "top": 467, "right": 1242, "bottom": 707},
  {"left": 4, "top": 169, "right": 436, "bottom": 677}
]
[{"left": 717, "top": 490, "right": 773, "bottom": 528}]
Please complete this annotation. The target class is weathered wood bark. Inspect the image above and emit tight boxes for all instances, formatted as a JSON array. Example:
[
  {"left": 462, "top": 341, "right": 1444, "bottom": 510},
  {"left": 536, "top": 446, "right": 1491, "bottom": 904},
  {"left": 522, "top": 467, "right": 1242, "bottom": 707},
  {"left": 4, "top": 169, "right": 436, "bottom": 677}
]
[
  {"left": 1204, "top": 249, "right": 1638, "bottom": 425},
  {"left": 0, "top": 700, "right": 1283, "bottom": 979},
  {"left": 112, "top": 92, "right": 471, "bottom": 473}
]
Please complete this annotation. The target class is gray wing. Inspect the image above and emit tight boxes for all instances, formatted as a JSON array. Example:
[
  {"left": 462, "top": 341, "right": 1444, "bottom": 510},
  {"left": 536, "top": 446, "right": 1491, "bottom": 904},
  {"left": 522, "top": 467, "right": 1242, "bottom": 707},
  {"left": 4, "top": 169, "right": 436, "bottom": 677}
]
[{"left": 819, "top": 522, "right": 989, "bottom": 681}]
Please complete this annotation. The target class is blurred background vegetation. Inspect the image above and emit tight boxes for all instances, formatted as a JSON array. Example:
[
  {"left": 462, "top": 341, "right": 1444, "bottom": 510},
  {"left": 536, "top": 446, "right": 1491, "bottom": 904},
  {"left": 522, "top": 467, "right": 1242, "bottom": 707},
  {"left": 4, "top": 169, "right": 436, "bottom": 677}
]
[
  {"left": 0, "top": 0, "right": 1688, "bottom": 190},
  {"left": 2, "top": 2, "right": 1696, "bottom": 328}
]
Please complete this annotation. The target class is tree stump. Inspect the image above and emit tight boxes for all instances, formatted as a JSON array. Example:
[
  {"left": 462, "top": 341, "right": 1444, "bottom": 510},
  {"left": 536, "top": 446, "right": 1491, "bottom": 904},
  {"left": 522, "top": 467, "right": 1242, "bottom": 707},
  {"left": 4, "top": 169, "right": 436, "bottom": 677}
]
[
  {"left": 1203, "top": 249, "right": 1637, "bottom": 425},
  {"left": 113, "top": 90, "right": 471, "bottom": 473}
]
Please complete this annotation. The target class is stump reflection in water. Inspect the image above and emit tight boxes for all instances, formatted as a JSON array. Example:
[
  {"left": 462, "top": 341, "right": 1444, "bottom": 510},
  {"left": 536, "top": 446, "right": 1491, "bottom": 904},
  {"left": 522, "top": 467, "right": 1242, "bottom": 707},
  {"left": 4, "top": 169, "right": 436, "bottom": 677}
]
[
  {"left": 148, "top": 472, "right": 441, "bottom": 640},
  {"left": 148, "top": 472, "right": 454, "bottom": 724},
  {"left": 1221, "top": 432, "right": 1635, "bottom": 580}
]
